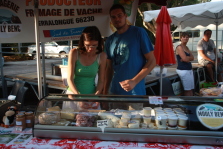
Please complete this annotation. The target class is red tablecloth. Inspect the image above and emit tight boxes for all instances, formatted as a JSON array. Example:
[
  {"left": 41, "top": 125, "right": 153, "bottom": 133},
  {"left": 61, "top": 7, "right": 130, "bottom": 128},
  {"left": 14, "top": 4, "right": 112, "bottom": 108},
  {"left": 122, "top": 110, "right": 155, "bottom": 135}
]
[{"left": 1, "top": 127, "right": 223, "bottom": 149}]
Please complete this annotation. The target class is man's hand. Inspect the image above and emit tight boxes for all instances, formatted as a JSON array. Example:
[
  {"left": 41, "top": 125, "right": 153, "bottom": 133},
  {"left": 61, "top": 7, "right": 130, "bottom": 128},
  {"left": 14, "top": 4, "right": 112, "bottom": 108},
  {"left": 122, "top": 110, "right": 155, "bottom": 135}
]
[
  {"left": 210, "top": 60, "right": 215, "bottom": 64},
  {"left": 119, "top": 79, "right": 136, "bottom": 92}
]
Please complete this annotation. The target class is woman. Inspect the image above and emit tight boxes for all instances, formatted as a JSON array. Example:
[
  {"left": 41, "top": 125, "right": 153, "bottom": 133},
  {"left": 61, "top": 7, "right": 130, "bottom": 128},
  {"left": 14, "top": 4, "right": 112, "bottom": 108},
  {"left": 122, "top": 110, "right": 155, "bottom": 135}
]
[
  {"left": 63, "top": 26, "right": 107, "bottom": 110},
  {"left": 176, "top": 32, "right": 194, "bottom": 96}
]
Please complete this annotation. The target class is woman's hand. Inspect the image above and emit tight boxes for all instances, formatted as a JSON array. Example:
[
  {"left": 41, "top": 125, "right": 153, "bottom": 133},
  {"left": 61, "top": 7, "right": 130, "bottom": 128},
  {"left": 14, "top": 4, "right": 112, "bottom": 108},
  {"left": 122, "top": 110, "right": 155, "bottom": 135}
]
[{"left": 95, "top": 90, "right": 100, "bottom": 95}]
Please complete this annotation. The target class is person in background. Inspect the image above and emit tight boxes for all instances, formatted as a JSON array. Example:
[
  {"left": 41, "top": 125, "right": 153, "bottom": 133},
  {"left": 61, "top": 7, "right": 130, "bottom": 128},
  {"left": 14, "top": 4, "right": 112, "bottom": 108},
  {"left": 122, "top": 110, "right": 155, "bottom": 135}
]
[
  {"left": 176, "top": 32, "right": 194, "bottom": 96},
  {"left": 63, "top": 26, "right": 107, "bottom": 110},
  {"left": 197, "top": 29, "right": 222, "bottom": 82},
  {"left": 103, "top": 4, "right": 156, "bottom": 110}
]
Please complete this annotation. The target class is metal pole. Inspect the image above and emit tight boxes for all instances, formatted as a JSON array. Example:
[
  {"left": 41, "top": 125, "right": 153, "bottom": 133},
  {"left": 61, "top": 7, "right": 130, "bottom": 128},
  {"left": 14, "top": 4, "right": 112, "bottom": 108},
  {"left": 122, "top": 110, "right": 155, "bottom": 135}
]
[
  {"left": 160, "top": 66, "right": 163, "bottom": 96},
  {"left": 41, "top": 42, "right": 47, "bottom": 97},
  {"left": 215, "top": 14, "right": 218, "bottom": 81},
  {"left": 34, "top": 0, "right": 43, "bottom": 99},
  {"left": 70, "top": 40, "right": 73, "bottom": 49},
  {"left": 0, "top": 44, "right": 7, "bottom": 98}
]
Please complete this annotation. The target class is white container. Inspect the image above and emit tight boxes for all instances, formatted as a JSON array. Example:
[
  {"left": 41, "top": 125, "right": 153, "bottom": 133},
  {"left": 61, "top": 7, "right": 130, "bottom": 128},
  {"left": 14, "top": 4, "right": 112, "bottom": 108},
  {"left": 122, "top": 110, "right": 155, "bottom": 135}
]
[
  {"left": 152, "top": 67, "right": 167, "bottom": 77},
  {"left": 143, "top": 116, "right": 152, "bottom": 125},
  {"left": 155, "top": 115, "right": 167, "bottom": 127},
  {"left": 178, "top": 116, "right": 188, "bottom": 127},
  {"left": 143, "top": 107, "right": 152, "bottom": 116},
  {"left": 168, "top": 116, "right": 178, "bottom": 127}
]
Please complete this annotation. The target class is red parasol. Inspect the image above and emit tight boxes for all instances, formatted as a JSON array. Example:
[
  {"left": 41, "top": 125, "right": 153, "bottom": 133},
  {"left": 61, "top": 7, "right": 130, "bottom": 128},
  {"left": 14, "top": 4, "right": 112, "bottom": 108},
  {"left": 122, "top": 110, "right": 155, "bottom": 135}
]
[{"left": 154, "top": 6, "right": 176, "bottom": 95}]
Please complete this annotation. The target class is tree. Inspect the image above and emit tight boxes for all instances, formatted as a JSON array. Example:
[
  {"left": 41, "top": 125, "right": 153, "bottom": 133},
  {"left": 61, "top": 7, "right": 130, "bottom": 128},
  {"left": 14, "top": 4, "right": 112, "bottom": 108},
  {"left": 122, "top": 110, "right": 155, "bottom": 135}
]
[{"left": 136, "top": 0, "right": 211, "bottom": 43}]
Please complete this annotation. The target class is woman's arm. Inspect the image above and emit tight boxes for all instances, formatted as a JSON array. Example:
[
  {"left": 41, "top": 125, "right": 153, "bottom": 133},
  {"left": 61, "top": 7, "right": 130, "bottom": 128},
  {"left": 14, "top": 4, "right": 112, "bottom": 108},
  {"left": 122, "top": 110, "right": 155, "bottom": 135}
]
[
  {"left": 95, "top": 52, "right": 107, "bottom": 95},
  {"left": 67, "top": 48, "right": 79, "bottom": 94},
  {"left": 177, "top": 46, "right": 191, "bottom": 62},
  {"left": 187, "top": 48, "right": 194, "bottom": 61}
]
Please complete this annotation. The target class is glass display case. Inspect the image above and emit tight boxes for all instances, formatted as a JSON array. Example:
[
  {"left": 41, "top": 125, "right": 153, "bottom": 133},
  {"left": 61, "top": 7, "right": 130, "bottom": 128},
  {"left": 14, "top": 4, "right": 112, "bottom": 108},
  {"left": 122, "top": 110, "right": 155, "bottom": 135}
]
[{"left": 33, "top": 94, "right": 223, "bottom": 145}]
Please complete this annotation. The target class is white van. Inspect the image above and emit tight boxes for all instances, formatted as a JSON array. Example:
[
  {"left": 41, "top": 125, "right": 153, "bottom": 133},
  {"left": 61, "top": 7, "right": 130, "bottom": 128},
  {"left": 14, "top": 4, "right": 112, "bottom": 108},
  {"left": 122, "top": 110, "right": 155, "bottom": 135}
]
[{"left": 172, "top": 24, "right": 223, "bottom": 51}]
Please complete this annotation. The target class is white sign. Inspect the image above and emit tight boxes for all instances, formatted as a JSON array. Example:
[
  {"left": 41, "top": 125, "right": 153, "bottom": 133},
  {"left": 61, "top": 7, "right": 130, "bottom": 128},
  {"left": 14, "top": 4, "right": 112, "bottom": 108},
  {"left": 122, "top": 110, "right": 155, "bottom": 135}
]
[
  {"left": 0, "top": 0, "right": 139, "bottom": 43},
  {"left": 97, "top": 120, "right": 109, "bottom": 133},
  {"left": 149, "top": 96, "right": 163, "bottom": 105},
  {"left": 196, "top": 103, "right": 223, "bottom": 130}
]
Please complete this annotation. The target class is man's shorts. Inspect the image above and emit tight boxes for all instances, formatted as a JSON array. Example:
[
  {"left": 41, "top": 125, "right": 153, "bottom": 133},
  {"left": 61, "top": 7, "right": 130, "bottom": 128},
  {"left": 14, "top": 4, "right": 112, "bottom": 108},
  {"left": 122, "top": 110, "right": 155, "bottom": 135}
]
[
  {"left": 198, "top": 59, "right": 213, "bottom": 66},
  {"left": 198, "top": 59, "right": 222, "bottom": 73},
  {"left": 176, "top": 69, "right": 194, "bottom": 91}
]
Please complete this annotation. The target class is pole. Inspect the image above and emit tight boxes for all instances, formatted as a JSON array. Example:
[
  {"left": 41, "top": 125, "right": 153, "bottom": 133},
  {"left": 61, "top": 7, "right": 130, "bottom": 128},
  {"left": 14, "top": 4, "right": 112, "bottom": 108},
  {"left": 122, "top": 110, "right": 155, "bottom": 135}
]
[
  {"left": 0, "top": 44, "right": 7, "bottom": 98},
  {"left": 160, "top": 66, "right": 163, "bottom": 96},
  {"left": 41, "top": 42, "right": 47, "bottom": 97},
  {"left": 215, "top": 14, "right": 218, "bottom": 82},
  {"left": 34, "top": 0, "right": 43, "bottom": 99}
]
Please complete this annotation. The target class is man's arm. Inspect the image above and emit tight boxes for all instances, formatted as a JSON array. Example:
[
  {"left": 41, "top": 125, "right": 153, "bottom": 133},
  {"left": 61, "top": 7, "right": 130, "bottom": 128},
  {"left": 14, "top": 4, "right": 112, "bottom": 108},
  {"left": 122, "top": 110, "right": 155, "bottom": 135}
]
[
  {"left": 198, "top": 50, "right": 215, "bottom": 64},
  {"left": 119, "top": 51, "right": 156, "bottom": 92},
  {"left": 103, "top": 59, "right": 114, "bottom": 94}
]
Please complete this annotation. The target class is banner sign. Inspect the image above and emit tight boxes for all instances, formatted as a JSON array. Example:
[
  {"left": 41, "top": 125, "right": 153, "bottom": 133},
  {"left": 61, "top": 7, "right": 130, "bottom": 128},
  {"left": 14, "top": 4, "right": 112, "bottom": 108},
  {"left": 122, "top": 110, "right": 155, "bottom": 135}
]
[{"left": 0, "top": 0, "right": 138, "bottom": 43}]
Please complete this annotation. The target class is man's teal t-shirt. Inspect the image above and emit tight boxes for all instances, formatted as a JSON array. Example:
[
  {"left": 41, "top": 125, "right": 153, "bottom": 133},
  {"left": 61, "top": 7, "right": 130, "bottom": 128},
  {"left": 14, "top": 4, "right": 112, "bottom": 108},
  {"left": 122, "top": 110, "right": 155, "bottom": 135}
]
[{"left": 105, "top": 26, "right": 154, "bottom": 95}]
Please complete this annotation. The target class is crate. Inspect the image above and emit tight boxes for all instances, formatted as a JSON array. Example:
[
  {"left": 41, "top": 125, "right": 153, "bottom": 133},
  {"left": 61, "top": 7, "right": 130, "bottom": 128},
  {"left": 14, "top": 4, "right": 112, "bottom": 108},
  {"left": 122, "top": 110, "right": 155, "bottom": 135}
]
[{"left": 200, "top": 82, "right": 217, "bottom": 88}]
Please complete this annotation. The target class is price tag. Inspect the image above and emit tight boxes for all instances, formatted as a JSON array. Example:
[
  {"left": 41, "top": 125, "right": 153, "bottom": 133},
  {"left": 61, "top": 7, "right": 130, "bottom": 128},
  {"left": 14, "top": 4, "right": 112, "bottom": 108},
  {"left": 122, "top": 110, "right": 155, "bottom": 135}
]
[
  {"left": 149, "top": 96, "right": 163, "bottom": 105},
  {"left": 97, "top": 120, "right": 109, "bottom": 133}
]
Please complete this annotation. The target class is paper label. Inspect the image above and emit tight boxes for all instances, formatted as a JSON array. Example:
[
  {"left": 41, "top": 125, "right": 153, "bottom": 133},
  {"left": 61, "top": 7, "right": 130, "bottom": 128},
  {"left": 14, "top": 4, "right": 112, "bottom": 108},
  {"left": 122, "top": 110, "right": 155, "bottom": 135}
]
[
  {"left": 97, "top": 120, "right": 109, "bottom": 133},
  {"left": 16, "top": 121, "right": 22, "bottom": 125},
  {"left": 26, "top": 120, "right": 31, "bottom": 123},
  {"left": 149, "top": 96, "right": 163, "bottom": 105}
]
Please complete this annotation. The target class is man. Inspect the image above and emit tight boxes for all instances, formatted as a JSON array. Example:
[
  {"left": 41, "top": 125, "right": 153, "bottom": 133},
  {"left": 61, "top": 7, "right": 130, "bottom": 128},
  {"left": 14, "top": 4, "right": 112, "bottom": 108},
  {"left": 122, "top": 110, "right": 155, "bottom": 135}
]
[
  {"left": 197, "top": 29, "right": 222, "bottom": 82},
  {"left": 103, "top": 4, "right": 156, "bottom": 109}
]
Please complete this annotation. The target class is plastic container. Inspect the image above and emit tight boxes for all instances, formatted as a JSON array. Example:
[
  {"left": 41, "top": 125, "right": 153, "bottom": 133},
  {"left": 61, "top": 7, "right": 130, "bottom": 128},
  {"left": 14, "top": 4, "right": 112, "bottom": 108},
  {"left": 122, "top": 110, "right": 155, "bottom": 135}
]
[
  {"left": 152, "top": 67, "right": 167, "bottom": 77},
  {"left": 25, "top": 111, "right": 34, "bottom": 128},
  {"left": 62, "top": 58, "right": 68, "bottom": 65},
  {"left": 16, "top": 113, "right": 26, "bottom": 131}
]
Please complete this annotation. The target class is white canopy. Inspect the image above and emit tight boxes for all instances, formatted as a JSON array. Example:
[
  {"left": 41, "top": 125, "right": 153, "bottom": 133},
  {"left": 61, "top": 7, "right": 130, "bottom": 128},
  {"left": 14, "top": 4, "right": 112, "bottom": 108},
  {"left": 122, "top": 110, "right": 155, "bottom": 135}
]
[
  {"left": 143, "top": 1, "right": 223, "bottom": 29},
  {"left": 144, "top": 1, "right": 223, "bottom": 81}
]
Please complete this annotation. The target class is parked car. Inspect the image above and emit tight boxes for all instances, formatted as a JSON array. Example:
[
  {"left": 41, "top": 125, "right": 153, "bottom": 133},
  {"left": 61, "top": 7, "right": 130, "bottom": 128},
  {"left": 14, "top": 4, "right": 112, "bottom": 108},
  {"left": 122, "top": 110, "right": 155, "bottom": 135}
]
[{"left": 27, "top": 41, "right": 70, "bottom": 59}]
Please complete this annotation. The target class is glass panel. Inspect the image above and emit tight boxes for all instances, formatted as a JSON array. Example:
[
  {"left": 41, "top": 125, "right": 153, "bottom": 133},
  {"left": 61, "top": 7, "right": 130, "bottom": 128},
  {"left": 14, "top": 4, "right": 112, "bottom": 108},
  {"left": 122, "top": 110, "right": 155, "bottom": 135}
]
[
  {"left": 193, "top": 30, "right": 200, "bottom": 37},
  {"left": 2, "top": 43, "right": 18, "bottom": 47},
  {"left": 34, "top": 94, "right": 223, "bottom": 132},
  {"left": 186, "top": 31, "right": 192, "bottom": 38}
]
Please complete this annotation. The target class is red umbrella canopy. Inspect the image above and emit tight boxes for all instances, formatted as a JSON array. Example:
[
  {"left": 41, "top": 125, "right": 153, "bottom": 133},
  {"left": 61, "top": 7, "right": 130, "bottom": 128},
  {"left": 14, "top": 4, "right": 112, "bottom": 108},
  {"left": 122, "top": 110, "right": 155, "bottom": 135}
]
[{"left": 154, "top": 6, "right": 176, "bottom": 66}]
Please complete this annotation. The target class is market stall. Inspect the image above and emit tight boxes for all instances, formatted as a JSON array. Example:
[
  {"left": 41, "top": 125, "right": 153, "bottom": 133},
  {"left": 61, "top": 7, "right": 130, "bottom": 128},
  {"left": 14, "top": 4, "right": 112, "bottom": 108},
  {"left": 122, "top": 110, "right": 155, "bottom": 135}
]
[
  {"left": 32, "top": 94, "right": 223, "bottom": 146},
  {"left": 1, "top": 94, "right": 223, "bottom": 148}
]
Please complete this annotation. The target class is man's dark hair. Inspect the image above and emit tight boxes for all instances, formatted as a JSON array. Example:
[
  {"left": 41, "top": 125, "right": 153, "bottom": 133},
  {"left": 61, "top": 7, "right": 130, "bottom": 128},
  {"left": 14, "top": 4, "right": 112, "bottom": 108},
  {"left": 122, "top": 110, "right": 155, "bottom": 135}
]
[
  {"left": 204, "top": 29, "right": 212, "bottom": 35},
  {"left": 109, "top": 4, "right": 126, "bottom": 15}
]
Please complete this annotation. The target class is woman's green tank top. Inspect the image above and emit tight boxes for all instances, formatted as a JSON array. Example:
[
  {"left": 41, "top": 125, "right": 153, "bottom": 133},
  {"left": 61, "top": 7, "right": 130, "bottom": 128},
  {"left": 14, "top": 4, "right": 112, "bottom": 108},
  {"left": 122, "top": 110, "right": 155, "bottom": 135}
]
[{"left": 68, "top": 57, "right": 99, "bottom": 94}]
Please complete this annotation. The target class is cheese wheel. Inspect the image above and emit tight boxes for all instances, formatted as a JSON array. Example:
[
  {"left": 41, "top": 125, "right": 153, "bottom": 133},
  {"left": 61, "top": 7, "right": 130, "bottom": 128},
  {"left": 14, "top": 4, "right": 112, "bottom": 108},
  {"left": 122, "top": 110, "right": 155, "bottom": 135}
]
[
  {"left": 128, "top": 123, "right": 139, "bottom": 129},
  {"left": 47, "top": 106, "right": 61, "bottom": 111},
  {"left": 120, "top": 119, "right": 128, "bottom": 126}
]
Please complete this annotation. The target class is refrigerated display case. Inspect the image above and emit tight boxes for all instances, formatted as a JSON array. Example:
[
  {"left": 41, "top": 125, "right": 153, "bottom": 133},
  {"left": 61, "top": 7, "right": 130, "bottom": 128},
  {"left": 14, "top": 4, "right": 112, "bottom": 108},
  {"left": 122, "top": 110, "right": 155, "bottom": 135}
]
[{"left": 33, "top": 94, "right": 223, "bottom": 146}]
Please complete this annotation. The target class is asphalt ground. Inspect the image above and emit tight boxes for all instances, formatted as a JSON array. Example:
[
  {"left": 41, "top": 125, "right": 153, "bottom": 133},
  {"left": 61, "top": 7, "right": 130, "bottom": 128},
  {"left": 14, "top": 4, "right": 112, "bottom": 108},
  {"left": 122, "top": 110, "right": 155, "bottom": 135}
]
[{"left": 1, "top": 58, "right": 62, "bottom": 76}]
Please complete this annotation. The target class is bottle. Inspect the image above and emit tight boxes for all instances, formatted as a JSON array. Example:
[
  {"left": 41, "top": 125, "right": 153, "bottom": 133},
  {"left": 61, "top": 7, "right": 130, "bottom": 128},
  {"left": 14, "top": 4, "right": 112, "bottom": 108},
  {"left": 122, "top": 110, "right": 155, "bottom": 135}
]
[
  {"left": 16, "top": 113, "right": 26, "bottom": 131},
  {"left": 25, "top": 111, "right": 34, "bottom": 128}
]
